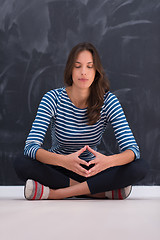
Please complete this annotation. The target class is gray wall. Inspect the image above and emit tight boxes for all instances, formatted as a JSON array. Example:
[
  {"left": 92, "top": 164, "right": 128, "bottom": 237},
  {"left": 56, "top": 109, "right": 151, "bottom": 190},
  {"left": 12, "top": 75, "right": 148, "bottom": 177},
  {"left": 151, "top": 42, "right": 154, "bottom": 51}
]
[{"left": 0, "top": 0, "right": 160, "bottom": 185}]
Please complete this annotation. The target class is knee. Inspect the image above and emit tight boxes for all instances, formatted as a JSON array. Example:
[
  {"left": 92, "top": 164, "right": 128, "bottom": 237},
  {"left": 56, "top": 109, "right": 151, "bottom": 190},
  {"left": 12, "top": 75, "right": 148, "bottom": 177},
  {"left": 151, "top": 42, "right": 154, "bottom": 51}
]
[
  {"left": 14, "top": 153, "right": 23, "bottom": 174},
  {"left": 138, "top": 158, "right": 149, "bottom": 177},
  {"left": 131, "top": 158, "right": 149, "bottom": 182},
  {"left": 14, "top": 153, "right": 31, "bottom": 181}
]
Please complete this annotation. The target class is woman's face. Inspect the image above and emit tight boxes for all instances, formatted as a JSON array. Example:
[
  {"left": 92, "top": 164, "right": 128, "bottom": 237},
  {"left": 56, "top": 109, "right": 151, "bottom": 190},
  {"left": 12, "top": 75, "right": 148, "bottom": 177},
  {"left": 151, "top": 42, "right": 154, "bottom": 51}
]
[{"left": 71, "top": 50, "right": 96, "bottom": 90}]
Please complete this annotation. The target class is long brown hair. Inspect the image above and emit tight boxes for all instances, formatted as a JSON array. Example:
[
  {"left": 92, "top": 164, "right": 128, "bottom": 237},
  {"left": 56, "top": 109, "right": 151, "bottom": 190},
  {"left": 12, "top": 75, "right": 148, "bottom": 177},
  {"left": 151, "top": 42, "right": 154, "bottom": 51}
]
[{"left": 64, "top": 42, "right": 110, "bottom": 125}]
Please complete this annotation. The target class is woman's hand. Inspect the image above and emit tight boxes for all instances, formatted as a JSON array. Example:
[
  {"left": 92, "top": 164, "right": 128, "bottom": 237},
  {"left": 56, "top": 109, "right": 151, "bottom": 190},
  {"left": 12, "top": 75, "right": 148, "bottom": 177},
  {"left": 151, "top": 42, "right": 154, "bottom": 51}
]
[
  {"left": 61, "top": 146, "right": 90, "bottom": 177},
  {"left": 86, "top": 146, "right": 135, "bottom": 177},
  {"left": 86, "top": 145, "right": 110, "bottom": 177}
]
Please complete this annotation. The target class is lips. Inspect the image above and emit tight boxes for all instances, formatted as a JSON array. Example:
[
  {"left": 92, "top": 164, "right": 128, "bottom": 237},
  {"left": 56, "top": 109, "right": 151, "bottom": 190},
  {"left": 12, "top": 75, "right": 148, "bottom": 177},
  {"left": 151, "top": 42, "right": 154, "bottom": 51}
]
[{"left": 79, "top": 78, "right": 88, "bottom": 81}]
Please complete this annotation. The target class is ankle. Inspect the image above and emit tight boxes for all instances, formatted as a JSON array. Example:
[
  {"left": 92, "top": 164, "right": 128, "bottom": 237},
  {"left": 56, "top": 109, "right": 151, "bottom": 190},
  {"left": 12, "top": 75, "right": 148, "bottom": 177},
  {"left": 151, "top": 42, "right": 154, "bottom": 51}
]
[
  {"left": 86, "top": 192, "right": 106, "bottom": 199},
  {"left": 48, "top": 188, "right": 64, "bottom": 200},
  {"left": 70, "top": 178, "right": 79, "bottom": 187}
]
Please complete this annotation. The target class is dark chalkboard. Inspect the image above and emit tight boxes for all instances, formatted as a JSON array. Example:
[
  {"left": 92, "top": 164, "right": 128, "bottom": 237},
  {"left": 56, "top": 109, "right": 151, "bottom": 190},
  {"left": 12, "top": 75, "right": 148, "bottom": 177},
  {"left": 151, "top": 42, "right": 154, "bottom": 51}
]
[{"left": 0, "top": 0, "right": 160, "bottom": 185}]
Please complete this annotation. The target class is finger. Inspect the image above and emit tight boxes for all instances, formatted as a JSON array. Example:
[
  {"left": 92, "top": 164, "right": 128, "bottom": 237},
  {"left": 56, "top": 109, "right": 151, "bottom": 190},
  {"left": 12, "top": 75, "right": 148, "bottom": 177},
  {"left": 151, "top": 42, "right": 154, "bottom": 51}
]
[
  {"left": 77, "top": 165, "right": 89, "bottom": 177},
  {"left": 79, "top": 159, "right": 90, "bottom": 167},
  {"left": 87, "top": 166, "right": 98, "bottom": 177},
  {"left": 77, "top": 146, "right": 87, "bottom": 156},
  {"left": 88, "top": 160, "right": 95, "bottom": 166},
  {"left": 86, "top": 145, "right": 97, "bottom": 156}
]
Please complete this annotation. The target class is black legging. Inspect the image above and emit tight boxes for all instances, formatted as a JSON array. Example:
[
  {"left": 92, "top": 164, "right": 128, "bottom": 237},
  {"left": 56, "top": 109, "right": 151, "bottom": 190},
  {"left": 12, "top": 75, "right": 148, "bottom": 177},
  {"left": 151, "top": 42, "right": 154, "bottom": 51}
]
[{"left": 14, "top": 153, "right": 148, "bottom": 194}]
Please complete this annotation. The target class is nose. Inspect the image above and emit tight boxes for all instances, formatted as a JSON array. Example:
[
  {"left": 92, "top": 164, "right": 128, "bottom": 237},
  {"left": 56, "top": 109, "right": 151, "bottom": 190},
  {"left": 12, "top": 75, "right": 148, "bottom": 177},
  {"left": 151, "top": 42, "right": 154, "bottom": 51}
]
[{"left": 81, "top": 66, "right": 87, "bottom": 75}]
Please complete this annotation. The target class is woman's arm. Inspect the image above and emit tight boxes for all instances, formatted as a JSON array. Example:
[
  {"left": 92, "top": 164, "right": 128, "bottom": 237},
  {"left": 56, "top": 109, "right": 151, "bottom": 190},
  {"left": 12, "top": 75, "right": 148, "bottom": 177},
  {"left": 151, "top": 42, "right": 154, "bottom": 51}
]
[
  {"left": 36, "top": 147, "right": 89, "bottom": 177},
  {"left": 36, "top": 148, "right": 65, "bottom": 166},
  {"left": 24, "top": 90, "right": 57, "bottom": 159},
  {"left": 86, "top": 146, "right": 135, "bottom": 177},
  {"left": 105, "top": 149, "right": 135, "bottom": 168},
  {"left": 24, "top": 90, "right": 89, "bottom": 177},
  {"left": 86, "top": 92, "right": 140, "bottom": 177},
  {"left": 104, "top": 92, "right": 140, "bottom": 160}
]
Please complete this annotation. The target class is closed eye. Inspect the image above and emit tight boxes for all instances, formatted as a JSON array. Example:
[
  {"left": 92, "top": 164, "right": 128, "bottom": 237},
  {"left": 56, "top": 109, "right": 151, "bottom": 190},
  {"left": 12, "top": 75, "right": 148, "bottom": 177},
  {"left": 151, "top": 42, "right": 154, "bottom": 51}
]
[
  {"left": 74, "top": 65, "right": 94, "bottom": 68},
  {"left": 87, "top": 65, "right": 93, "bottom": 68}
]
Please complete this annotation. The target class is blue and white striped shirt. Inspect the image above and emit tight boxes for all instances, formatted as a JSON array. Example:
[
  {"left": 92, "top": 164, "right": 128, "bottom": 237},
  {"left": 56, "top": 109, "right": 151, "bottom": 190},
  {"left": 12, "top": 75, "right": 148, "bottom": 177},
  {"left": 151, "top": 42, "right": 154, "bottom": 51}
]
[{"left": 24, "top": 87, "right": 140, "bottom": 161}]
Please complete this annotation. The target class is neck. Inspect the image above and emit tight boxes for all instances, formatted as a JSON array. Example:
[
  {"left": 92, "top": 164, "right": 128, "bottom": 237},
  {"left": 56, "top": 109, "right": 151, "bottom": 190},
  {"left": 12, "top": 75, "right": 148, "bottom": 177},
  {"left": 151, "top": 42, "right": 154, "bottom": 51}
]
[{"left": 66, "top": 85, "right": 90, "bottom": 109}]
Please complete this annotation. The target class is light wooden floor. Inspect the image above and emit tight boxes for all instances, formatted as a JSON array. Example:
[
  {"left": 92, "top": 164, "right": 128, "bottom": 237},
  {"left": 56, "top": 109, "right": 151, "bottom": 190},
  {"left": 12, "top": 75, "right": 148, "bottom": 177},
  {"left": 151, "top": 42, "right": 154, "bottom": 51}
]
[{"left": 0, "top": 186, "right": 160, "bottom": 240}]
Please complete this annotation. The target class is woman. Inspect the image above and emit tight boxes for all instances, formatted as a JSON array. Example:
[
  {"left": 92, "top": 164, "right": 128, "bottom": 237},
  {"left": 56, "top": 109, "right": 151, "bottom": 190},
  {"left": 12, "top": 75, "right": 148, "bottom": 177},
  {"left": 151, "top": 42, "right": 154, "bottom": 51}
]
[{"left": 14, "top": 42, "right": 148, "bottom": 200}]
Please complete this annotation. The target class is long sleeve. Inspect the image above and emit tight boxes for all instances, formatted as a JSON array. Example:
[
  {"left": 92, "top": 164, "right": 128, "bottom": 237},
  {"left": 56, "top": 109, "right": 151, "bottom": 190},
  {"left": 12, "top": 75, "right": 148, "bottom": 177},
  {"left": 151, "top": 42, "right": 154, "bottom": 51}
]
[
  {"left": 24, "top": 90, "right": 57, "bottom": 159},
  {"left": 104, "top": 92, "right": 140, "bottom": 159}
]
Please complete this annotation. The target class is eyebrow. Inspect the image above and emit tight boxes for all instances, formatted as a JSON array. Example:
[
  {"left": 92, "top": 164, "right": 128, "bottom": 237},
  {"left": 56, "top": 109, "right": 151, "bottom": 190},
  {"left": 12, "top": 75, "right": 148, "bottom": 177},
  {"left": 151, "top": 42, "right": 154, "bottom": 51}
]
[{"left": 75, "top": 61, "right": 93, "bottom": 64}]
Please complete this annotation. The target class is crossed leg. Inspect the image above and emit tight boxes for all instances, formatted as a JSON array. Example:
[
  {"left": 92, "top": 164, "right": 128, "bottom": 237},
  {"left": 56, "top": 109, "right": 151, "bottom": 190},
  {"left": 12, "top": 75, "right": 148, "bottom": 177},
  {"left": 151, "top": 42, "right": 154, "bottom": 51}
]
[
  {"left": 14, "top": 154, "right": 148, "bottom": 200},
  {"left": 48, "top": 158, "right": 148, "bottom": 200},
  {"left": 48, "top": 179, "right": 105, "bottom": 199}
]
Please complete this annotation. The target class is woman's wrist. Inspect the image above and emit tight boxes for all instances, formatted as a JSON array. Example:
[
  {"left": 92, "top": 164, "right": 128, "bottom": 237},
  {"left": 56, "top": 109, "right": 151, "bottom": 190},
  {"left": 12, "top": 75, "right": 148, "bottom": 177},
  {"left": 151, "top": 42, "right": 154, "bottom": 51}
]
[
  {"left": 36, "top": 148, "right": 66, "bottom": 166},
  {"left": 57, "top": 154, "right": 68, "bottom": 168},
  {"left": 105, "top": 150, "right": 135, "bottom": 168},
  {"left": 105, "top": 155, "right": 117, "bottom": 168}
]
